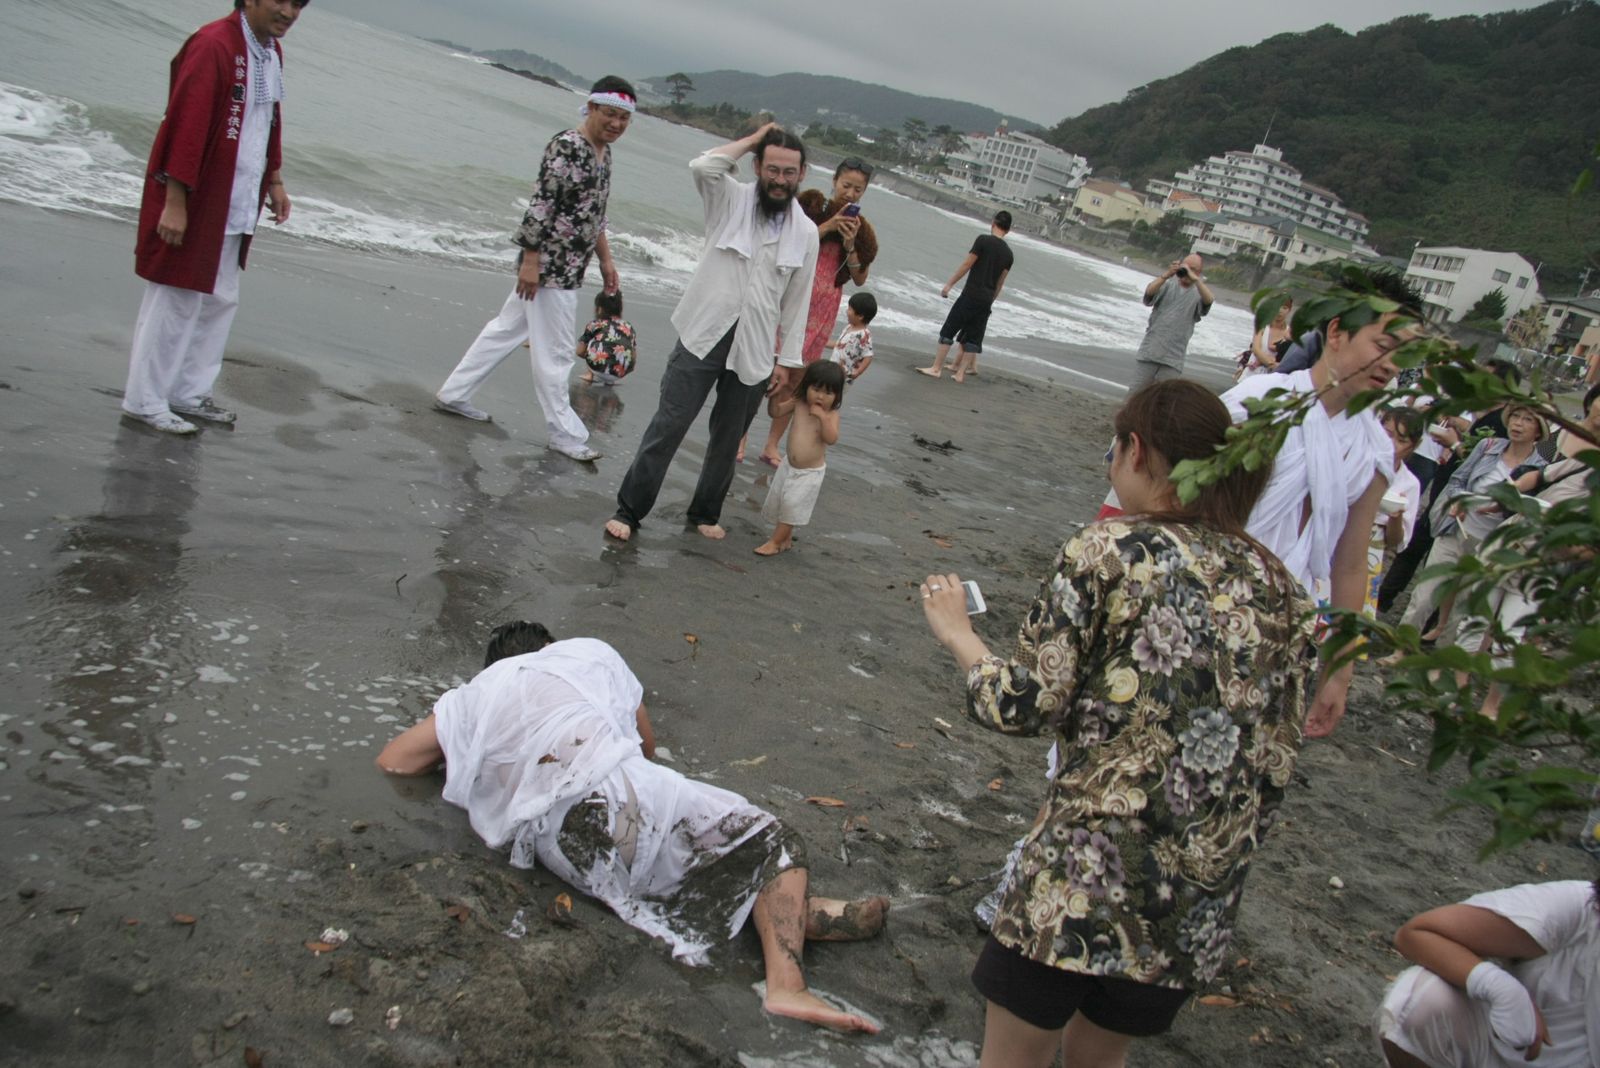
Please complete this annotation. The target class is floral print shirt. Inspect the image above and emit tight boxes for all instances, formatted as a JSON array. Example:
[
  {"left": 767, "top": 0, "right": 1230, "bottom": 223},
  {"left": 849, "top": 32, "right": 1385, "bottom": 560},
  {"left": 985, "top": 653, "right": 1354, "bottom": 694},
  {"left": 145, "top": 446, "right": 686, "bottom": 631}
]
[
  {"left": 967, "top": 520, "right": 1316, "bottom": 990},
  {"left": 513, "top": 129, "right": 609, "bottom": 290},
  {"left": 579, "top": 316, "right": 637, "bottom": 379}
]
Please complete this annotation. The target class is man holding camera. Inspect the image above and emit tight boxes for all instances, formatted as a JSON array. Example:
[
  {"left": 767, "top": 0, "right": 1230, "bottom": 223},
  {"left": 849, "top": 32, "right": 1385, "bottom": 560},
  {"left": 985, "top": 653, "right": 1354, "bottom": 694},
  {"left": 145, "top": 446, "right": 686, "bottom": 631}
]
[{"left": 1130, "top": 253, "right": 1214, "bottom": 390}]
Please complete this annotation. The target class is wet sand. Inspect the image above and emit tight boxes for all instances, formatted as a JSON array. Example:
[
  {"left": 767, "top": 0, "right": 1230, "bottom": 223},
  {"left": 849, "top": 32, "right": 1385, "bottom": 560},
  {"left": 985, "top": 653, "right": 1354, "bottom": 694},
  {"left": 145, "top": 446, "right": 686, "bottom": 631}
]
[{"left": 1, "top": 202, "right": 1590, "bottom": 1067}]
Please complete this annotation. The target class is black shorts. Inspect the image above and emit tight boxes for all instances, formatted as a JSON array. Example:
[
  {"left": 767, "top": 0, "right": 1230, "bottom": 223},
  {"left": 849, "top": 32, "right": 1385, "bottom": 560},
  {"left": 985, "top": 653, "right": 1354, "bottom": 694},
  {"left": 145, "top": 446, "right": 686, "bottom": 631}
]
[
  {"left": 971, "top": 936, "right": 1191, "bottom": 1035},
  {"left": 938, "top": 292, "right": 993, "bottom": 353}
]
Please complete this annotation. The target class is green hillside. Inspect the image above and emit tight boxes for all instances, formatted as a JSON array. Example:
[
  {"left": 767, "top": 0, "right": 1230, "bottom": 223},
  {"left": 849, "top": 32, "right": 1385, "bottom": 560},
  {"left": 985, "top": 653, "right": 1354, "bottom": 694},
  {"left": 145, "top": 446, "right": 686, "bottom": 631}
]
[
  {"left": 1046, "top": 1, "right": 1600, "bottom": 286},
  {"left": 643, "top": 70, "right": 1038, "bottom": 139}
]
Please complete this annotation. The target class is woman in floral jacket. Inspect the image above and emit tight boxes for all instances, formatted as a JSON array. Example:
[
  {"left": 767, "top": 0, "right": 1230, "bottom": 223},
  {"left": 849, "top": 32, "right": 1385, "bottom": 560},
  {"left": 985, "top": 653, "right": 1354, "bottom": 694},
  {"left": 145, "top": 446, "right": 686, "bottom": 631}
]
[{"left": 922, "top": 379, "right": 1317, "bottom": 1067}]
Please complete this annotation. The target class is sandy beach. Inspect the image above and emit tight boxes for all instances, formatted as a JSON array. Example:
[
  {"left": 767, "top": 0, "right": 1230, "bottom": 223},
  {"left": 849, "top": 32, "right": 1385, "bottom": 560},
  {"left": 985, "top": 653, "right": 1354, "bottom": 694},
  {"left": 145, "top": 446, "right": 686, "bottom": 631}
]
[{"left": 1, "top": 201, "right": 1589, "bottom": 1067}]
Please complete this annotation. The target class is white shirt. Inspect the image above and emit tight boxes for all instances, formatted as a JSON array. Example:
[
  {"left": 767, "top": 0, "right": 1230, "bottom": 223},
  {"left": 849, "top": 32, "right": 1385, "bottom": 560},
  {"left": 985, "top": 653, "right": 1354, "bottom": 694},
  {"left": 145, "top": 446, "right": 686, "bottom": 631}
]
[
  {"left": 1462, "top": 880, "right": 1600, "bottom": 1067},
  {"left": 1222, "top": 370, "right": 1393, "bottom": 594},
  {"left": 1378, "top": 463, "right": 1422, "bottom": 547},
  {"left": 226, "top": 40, "right": 279, "bottom": 236},
  {"left": 670, "top": 153, "right": 819, "bottom": 385}
]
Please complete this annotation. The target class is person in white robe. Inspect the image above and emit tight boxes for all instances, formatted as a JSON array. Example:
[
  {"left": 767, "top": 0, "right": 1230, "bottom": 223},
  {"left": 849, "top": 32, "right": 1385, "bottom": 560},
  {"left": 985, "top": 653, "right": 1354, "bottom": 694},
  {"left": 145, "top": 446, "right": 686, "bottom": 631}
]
[
  {"left": 1376, "top": 880, "right": 1600, "bottom": 1067},
  {"left": 1219, "top": 274, "right": 1424, "bottom": 738},
  {"left": 376, "top": 621, "right": 886, "bottom": 1034}
]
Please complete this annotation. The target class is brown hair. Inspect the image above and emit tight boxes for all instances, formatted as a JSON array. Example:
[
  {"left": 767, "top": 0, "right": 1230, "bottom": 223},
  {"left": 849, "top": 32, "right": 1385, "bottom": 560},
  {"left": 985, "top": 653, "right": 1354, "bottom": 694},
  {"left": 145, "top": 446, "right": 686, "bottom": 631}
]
[
  {"left": 1113, "top": 379, "right": 1269, "bottom": 537},
  {"left": 1113, "top": 378, "right": 1299, "bottom": 637}
]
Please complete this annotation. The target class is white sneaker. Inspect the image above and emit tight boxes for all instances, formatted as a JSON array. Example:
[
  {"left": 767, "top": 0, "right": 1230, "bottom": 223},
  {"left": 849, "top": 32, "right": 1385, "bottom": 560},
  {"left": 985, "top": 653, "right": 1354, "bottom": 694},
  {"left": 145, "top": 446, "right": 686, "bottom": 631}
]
[
  {"left": 434, "top": 397, "right": 491, "bottom": 422},
  {"left": 170, "top": 398, "right": 236, "bottom": 425},
  {"left": 551, "top": 443, "right": 602, "bottom": 462},
  {"left": 124, "top": 410, "right": 198, "bottom": 435}
]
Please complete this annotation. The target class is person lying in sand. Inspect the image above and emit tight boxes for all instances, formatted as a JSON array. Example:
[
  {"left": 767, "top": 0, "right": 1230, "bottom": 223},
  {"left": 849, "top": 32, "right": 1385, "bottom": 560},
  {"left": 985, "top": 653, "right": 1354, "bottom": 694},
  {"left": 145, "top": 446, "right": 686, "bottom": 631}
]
[{"left": 376, "top": 620, "right": 886, "bottom": 1034}]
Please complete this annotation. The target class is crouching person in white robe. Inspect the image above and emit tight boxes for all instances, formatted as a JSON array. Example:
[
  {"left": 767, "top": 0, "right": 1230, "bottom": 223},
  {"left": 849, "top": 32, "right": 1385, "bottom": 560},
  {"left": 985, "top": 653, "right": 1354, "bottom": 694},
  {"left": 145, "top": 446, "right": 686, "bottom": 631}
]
[
  {"left": 1376, "top": 879, "right": 1600, "bottom": 1067},
  {"left": 376, "top": 621, "right": 887, "bottom": 1034}
]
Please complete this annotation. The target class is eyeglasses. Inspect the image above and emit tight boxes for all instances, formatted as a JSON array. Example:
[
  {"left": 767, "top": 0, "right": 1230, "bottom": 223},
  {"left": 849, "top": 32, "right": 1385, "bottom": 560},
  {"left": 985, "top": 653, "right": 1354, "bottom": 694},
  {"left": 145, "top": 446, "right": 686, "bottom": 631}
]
[
  {"left": 839, "top": 158, "right": 874, "bottom": 178},
  {"left": 760, "top": 165, "right": 801, "bottom": 180}
]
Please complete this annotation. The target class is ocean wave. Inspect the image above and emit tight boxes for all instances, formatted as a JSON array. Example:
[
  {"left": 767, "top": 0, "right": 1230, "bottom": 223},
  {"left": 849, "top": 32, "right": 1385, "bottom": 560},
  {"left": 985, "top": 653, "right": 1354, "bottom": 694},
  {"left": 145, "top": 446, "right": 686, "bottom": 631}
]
[
  {"left": 606, "top": 228, "right": 703, "bottom": 276},
  {"left": 0, "top": 81, "right": 143, "bottom": 220}
]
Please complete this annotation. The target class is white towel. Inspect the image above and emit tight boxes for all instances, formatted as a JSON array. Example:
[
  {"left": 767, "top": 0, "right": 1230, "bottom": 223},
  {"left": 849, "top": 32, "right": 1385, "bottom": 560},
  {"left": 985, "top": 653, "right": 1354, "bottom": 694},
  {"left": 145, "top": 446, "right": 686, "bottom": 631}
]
[
  {"left": 710, "top": 182, "right": 811, "bottom": 271},
  {"left": 1222, "top": 369, "right": 1393, "bottom": 593}
]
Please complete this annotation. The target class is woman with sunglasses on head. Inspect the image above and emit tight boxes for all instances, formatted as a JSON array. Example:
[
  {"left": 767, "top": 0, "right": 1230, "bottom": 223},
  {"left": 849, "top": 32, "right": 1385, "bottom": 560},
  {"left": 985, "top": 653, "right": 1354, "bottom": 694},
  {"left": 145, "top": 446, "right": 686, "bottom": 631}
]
[
  {"left": 755, "top": 158, "right": 878, "bottom": 467},
  {"left": 920, "top": 379, "right": 1317, "bottom": 1067}
]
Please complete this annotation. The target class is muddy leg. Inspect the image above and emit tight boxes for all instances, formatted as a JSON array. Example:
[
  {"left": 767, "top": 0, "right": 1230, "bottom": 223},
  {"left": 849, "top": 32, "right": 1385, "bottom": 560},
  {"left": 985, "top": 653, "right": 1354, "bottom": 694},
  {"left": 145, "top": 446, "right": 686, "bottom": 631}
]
[{"left": 752, "top": 869, "right": 878, "bottom": 1033}]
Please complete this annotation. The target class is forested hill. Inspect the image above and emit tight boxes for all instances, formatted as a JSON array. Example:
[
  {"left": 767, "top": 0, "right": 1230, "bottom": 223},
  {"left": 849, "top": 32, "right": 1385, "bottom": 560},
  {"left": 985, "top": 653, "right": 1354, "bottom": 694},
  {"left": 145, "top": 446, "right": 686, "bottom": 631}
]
[
  {"left": 642, "top": 70, "right": 1038, "bottom": 139},
  {"left": 1046, "top": 0, "right": 1599, "bottom": 283}
]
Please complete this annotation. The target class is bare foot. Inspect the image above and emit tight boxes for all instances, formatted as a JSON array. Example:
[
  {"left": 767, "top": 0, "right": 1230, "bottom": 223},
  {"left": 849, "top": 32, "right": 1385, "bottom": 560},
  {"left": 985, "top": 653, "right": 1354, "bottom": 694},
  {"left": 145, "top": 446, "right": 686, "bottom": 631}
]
[
  {"left": 951, "top": 373, "right": 965, "bottom": 383},
  {"left": 754, "top": 540, "right": 791, "bottom": 556},
  {"left": 806, "top": 896, "right": 889, "bottom": 941},
  {"left": 603, "top": 518, "right": 632, "bottom": 542},
  {"left": 764, "top": 988, "right": 879, "bottom": 1034},
  {"left": 696, "top": 523, "right": 727, "bottom": 540},
  {"left": 915, "top": 367, "right": 942, "bottom": 378}
]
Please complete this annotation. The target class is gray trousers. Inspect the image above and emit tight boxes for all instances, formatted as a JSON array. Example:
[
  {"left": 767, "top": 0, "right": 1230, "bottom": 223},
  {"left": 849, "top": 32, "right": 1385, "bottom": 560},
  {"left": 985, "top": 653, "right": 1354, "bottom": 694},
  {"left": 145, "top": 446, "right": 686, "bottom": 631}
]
[
  {"left": 1129, "top": 359, "right": 1183, "bottom": 392},
  {"left": 613, "top": 329, "right": 770, "bottom": 530}
]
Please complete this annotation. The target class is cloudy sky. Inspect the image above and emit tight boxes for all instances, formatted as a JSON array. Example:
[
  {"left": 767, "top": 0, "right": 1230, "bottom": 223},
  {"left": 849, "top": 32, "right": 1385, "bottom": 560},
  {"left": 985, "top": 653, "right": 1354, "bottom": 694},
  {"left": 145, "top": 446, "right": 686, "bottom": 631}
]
[{"left": 314, "top": 0, "right": 1533, "bottom": 122}]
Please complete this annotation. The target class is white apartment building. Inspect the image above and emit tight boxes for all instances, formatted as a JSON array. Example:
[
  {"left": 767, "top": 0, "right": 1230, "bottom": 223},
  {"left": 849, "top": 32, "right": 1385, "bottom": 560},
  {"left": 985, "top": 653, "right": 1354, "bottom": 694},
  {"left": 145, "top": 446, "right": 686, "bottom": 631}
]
[
  {"left": 1405, "top": 246, "right": 1541, "bottom": 324},
  {"left": 970, "top": 128, "right": 1091, "bottom": 203},
  {"left": 1170, "top": 144, "right": 1370, "bottom": 246}
]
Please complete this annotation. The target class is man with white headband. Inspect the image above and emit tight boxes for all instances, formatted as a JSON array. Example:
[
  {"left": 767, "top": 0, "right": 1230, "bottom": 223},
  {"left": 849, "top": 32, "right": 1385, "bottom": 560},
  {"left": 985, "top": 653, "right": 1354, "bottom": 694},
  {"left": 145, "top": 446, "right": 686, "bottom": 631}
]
[
  {"left": 434, "top": 76, "right": 634, "bottom": 462},
  {"left": 121, "top": 0, "right": 309, "bottom": 435}
]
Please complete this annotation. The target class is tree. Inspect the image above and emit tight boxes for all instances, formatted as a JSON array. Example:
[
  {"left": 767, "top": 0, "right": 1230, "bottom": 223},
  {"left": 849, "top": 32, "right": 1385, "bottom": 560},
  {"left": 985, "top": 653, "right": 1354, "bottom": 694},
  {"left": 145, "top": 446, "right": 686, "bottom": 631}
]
[
  {"left": 933, "top": 123, "right": 965, "bottom": 156},
  {"left": 1461, "top": 287, "right": 1509, "bottom": 324},
  {"left": 1505, "top": 305, "right": 1548, "bottom": 349},
  {"left": 1173, "top": 264, "right": 1600, "bottom": 858},
  {"left": 664, "top": 73, "right": 694, "bottom": 106},
  {"left": 902, "top": 117, "right": 928, "bottom": 157}
]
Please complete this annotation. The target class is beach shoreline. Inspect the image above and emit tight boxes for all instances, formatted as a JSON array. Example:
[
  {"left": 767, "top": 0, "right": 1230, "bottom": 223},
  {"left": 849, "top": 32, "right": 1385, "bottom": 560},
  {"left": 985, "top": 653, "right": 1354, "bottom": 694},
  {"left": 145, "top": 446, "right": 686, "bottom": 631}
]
[{"left": 0, "top": 202, "right": 1586, "bottom": 1067}]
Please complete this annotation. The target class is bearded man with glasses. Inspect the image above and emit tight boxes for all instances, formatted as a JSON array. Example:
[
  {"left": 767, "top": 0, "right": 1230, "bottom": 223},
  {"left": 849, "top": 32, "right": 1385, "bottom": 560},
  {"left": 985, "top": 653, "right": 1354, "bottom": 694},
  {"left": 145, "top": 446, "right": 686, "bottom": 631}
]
[{"left": 605, "top": 123, "right": 819, "bottom": 542}]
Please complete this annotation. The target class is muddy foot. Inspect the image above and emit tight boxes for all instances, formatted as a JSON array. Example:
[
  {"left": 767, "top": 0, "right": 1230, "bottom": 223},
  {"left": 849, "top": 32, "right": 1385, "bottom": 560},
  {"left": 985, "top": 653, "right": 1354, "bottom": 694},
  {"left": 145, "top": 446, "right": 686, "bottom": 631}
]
[
  {"left": 764, "top": 988, "right": 879, "bottom": 1034},
  {"left": 806, "top": 896, "right": 889, "bottom": 941}
]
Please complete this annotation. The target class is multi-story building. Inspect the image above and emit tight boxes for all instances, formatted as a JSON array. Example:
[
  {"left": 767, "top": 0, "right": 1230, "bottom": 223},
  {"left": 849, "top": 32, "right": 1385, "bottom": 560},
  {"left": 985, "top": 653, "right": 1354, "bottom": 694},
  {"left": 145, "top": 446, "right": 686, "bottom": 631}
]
[
  {"left": 1405, "top": 246, "right": 1541, "bottom": 324},
  {"left": 1072, "top": 179, "right": 1160, "bottom": 228},
  {"left": 1187, "top": 213, "right": 1362, "bottom": 272},
  {"left": 969, "top": 127, "right": 1091, "bottom": 204},
  {"left": 1170, "top": 144, "right": 1370, "bottom": 246},
  {"left": 1542, "top": 293, "right": 1600, "bottom": 354}
]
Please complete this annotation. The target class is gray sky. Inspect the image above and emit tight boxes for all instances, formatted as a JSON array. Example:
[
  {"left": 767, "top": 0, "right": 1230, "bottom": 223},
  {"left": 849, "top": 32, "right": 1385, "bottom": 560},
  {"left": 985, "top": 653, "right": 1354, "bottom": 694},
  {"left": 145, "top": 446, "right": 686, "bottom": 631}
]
[{"left": 313, "top": 0, "right": 1534, "bottom": 122}]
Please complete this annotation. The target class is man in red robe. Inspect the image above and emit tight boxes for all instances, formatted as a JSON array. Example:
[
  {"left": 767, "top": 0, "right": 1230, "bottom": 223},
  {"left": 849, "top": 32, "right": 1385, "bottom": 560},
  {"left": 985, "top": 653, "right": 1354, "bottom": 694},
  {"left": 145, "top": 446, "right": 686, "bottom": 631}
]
[{"left": 122, "top": 0, "right": 308, "bottom": 434}]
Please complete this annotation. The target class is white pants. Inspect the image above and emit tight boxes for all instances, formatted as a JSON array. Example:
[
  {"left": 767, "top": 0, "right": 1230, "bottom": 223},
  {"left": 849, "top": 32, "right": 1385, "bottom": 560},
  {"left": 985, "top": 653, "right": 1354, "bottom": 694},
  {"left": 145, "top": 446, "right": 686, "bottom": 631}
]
[
  {"left": 1375, "top": 966, "right": 1524, "bottom": 1067},
  {"left": 438, "top": 287, "right": 588, "bottom": 450},
  {"left": 1401, "top": 533, "right": 1472, "bottom": 643},
  {"left": 123, "top": 234, "right": 243, "bottom": 417}
]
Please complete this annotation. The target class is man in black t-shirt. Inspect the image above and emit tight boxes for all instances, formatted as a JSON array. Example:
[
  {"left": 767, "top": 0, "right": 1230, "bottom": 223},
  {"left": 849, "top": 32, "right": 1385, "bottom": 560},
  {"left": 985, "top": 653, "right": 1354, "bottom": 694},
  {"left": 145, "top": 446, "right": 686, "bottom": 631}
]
[{"left": 917, "top": 211, "right": 1014, "bottom": 382}]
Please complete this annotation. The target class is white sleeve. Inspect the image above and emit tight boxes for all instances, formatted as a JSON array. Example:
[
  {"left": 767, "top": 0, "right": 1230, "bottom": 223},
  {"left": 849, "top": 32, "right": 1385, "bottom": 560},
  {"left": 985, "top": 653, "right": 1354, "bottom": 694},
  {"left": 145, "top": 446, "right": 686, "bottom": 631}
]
[
  {"left": 1462, "top": 880, "right": 1595, "bottom": 955},
  {"left": 689, "top": 152, "right": 738, "bottom": 233}
]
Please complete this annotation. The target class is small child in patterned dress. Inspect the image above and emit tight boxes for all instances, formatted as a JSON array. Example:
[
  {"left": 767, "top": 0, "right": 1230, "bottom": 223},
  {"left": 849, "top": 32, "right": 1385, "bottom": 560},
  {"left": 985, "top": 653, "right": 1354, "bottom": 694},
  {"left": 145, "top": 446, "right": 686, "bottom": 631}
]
[
  {"left": 577, "top": 291, "right": 637, "bottom": 385},
  {"left": 827, "top": 291, "right": 876, "bottom": 386}
]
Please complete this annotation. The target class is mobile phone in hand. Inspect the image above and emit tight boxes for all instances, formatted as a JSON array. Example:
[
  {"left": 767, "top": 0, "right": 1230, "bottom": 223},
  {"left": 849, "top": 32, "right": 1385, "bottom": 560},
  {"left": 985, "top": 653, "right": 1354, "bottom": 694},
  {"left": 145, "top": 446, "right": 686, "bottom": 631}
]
[
  {"left": 840, "top": 203, "right": 861, "bottom": 217},
  {"left": 962, "top": 580, "right": 986, "bottom": 615}
]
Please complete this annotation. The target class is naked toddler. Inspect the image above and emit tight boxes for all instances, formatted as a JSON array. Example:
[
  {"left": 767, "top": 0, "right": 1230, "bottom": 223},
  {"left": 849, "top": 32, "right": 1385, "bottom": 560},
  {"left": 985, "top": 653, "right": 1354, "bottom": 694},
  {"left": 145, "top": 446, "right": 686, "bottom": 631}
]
[{"left": 755, "top": 361, "right": 844, "bottom": 556}]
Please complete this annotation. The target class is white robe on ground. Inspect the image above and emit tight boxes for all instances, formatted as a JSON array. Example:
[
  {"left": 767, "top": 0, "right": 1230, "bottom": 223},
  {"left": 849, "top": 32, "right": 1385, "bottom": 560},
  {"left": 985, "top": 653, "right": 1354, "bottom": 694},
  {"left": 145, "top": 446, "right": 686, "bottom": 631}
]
[{"left": 432, "top": 637, "right": 780, "bottom": 964}]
